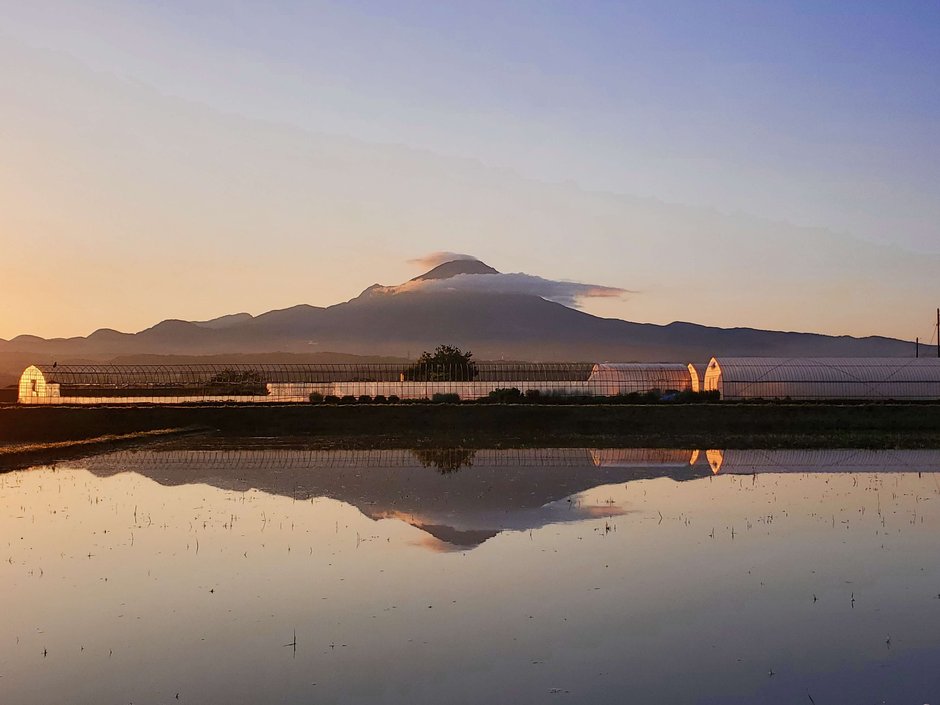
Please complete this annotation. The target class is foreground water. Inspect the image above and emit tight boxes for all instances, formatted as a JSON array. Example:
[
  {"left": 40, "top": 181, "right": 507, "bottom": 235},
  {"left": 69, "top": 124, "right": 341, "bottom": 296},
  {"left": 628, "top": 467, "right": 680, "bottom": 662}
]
[{"left": 2, "top": 445, "right": 939, "bottom": 704}]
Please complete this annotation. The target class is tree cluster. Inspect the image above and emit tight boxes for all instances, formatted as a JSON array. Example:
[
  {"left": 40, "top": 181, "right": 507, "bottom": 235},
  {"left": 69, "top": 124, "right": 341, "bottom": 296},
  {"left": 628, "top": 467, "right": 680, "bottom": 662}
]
[{"left": 401, "top": 345, "right": 478, "bottom": 382}]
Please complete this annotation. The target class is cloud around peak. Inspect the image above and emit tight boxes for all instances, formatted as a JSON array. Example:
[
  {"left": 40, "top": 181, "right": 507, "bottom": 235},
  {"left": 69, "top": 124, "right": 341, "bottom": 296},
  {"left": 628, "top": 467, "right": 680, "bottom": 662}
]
[
  {"left": 395, "top": 253, "right": 631, "bottom": 308},
  {"left": 407, "top": 272, "right": 630, "bottom": 308}
]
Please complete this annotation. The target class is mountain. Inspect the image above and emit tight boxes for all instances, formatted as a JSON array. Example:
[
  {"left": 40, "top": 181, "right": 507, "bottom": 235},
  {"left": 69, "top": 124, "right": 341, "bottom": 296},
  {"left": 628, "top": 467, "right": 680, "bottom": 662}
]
[
  {"left": 0, "top": 258, "right": 917, "bottom": 383},
  {"left": 409, "top": 259, "right": 499, "bottom": 281}
]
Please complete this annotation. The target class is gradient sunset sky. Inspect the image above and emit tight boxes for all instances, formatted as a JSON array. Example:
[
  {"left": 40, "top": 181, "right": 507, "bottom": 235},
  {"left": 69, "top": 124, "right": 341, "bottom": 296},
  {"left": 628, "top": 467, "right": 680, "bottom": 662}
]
[{"left": 2, "top": 1, "right": 938, "bottom": 341}]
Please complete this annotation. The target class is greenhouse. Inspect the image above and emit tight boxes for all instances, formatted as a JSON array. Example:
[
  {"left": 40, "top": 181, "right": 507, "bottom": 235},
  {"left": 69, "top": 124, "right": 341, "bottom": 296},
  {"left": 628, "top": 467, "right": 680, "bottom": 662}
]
[
  {"left": 18, "top": 364, "right": 285, "bottom": 404},
  {"left": 703, "top": 357, "right": 940, "bottom": 400},
  {"left": 17, "top": 362, "right": 670, "bottom": 404},
  {"left": 586, "top": 363, "right": 693, "bottom": 396}
]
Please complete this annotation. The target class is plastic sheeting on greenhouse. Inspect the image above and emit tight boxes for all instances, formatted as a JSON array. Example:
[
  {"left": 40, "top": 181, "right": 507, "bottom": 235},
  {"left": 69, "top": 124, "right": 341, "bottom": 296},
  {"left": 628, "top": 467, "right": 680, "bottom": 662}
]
[
  {"left": 586, "top": 363, "right": 693, "bottom": 396},
  {"left": 687, "top": 363, "right": 708, "bottom": 393},
  {"left": 703, "top": 357, "right": 940, "bottom": 400}
]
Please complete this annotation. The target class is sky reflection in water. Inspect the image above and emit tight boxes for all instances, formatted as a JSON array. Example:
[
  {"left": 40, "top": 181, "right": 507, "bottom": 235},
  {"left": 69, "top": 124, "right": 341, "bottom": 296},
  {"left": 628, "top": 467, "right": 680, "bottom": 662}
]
[{"left": 1, "top": 446, "right": 939, "bottom": 704}]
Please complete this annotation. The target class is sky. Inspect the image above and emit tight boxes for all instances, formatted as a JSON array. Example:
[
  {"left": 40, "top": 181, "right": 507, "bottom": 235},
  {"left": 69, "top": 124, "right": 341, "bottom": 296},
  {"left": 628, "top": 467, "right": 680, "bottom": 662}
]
[{"left": 1, "top": 1, "right": 938, "bottom": 341}]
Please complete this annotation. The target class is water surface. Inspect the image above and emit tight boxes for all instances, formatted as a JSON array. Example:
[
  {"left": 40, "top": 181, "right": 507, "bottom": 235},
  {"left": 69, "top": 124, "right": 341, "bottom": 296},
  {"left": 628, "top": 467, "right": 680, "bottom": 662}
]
[{"left": 2, "top": 445, "right": 939, "bottom": 703}]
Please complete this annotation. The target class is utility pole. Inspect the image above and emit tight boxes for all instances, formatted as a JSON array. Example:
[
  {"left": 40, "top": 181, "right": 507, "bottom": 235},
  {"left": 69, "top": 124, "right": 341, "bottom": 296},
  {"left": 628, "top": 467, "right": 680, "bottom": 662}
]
[
  {"left": 937, "top": 308, "right": 939, "bottom": 358},
  {"left": 916, "top": 337, "right": 919, "bottom": 358}
]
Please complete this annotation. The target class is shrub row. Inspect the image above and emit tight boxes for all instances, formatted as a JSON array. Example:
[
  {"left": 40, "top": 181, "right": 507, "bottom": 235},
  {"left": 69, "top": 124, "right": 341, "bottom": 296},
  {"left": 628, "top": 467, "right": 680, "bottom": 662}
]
[
  {"left": 310, "top": 393, "right": 401, "bottom": 404},
  {"left": 309, "top": 389, "right": 720, "bottom": 404}
]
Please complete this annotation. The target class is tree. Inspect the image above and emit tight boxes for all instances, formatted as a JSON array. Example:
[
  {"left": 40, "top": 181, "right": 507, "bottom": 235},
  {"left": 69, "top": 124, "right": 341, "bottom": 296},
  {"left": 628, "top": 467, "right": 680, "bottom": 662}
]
[
  {"left": 412, "top": 448, "right": 477, "bottom": 473},
  {"left": 402, "top": 345, "right": 478, "bottom": 381}
]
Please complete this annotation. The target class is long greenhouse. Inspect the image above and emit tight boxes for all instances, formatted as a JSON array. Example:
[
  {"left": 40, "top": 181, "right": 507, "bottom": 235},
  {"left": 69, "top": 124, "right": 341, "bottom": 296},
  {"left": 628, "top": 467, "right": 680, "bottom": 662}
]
[
  {"left": 16, "top": 362, "right": 695, "bottom": 404},
  {"left": 703, "top": 357, "right": 940, "bottom": 400}
]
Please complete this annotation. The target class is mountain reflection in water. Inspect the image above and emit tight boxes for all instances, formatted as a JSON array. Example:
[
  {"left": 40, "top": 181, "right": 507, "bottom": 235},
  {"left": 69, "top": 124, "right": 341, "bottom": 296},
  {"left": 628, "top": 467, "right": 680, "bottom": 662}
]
[
  {"left": 77, "top": 446, "right": 940, "bottom": 550},
  {"left": 82, "top": 447, "right": 707, "bottom": 549}
]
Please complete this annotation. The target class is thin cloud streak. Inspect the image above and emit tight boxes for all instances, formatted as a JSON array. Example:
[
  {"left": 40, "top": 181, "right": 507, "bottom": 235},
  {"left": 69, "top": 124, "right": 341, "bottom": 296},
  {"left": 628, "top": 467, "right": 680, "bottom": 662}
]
[{"left": 385, "top": 271, "right": 633, "bottom": 309}]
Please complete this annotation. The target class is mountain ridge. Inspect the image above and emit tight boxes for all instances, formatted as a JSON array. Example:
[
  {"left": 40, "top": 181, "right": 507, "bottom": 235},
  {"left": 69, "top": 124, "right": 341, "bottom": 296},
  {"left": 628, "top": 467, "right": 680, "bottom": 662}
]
[{"left": 0, "top": 259, "right": 917, "bottom": 385}]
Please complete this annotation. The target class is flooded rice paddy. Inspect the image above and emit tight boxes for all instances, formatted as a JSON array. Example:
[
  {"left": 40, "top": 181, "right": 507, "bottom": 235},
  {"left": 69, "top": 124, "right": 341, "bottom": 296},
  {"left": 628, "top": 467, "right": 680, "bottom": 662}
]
[{"left": 2, "top": 443, "right": 940, "bottom": 704}]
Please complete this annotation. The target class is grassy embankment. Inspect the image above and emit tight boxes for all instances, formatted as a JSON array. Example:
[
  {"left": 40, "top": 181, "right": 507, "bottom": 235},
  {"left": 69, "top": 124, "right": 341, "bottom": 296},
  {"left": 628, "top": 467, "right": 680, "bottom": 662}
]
[
  {"left": 0, "top": 427, "right": 198, "bottom": 471},
  {"left": 1, "top": 404, "right": 939, "bottom": 458}
]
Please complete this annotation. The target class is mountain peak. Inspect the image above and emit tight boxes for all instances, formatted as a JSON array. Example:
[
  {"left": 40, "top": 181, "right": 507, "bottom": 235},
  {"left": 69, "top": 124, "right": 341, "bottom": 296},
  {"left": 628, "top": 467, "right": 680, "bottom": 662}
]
[{"left": 410, "top": 259, "right": 499, "bottom": 282}]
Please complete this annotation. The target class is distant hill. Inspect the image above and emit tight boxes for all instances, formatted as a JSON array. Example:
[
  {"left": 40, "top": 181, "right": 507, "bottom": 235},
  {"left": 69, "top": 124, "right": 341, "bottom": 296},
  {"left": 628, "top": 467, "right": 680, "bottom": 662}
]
[{"left": 0, "top": 259, "right": 916, "bottom": 383}]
